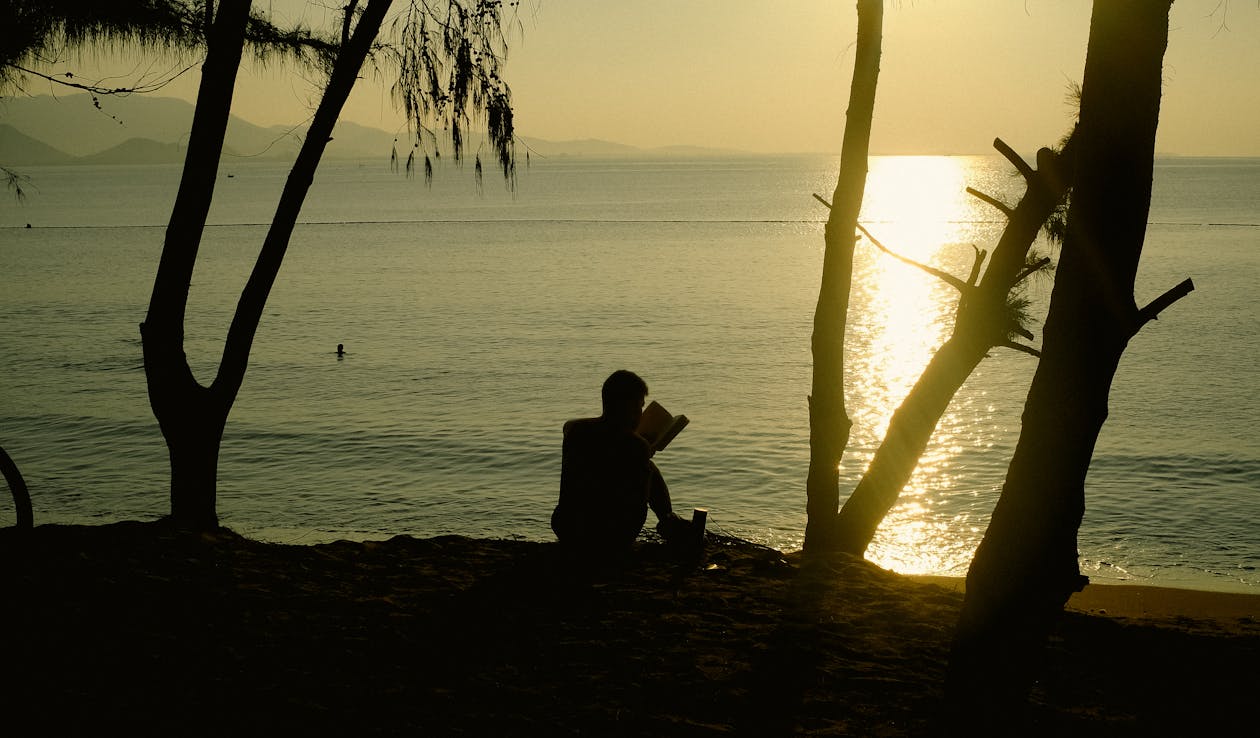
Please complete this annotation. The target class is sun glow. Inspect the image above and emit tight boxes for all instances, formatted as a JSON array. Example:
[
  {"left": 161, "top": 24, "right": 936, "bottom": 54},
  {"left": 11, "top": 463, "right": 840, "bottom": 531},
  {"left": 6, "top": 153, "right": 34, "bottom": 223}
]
[
  {"left": 847, "top": 156, "right": 972, "bottom": 437},
  {"left": 862, "top": 156, "right": 971, "bottom": 261},
  {"left": 843, "top": 156, "right": 982, "bottom": 575}
]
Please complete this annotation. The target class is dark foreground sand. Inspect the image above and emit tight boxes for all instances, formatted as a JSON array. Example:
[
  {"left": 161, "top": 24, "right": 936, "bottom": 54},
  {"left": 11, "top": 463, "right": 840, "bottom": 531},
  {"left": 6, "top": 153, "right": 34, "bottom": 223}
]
[{"left": 2, "top": 522, "right": 1257, "bottom": 736}]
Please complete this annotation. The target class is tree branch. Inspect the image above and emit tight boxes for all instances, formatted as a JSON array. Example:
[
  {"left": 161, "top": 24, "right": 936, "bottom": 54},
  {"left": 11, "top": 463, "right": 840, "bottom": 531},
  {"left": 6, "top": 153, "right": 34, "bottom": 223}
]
[
  {"left": 3, "top": 165, "right": 32, "bottom": 202},
  {"left": 216, "top": 0, "right": 392, "bottom": 403},
  {"left": 999, "top": 341, "right": 1042, "bottom": 358},
  {"left": 993, "top": 137, "right": 1036, "bottom": 183},
  {"left": 1136, "top": 277, "right": 1195, "bottom": 329},
  {"left": 342, "top": 0, "right": 359, "bottom": 46},
  {"left": 812, "top": 192, "right": 832, "bottom": 210},
  {"left": 966, "top": 187, "right": 1013, "bottom": 217},
  {"left": 12, "top": 62, "right": 198, "bottom": 96},
  {"left": 967, "top": 245, "right": 987, "bottom": 286},
  {"left": 856, "top": 223, "right": 970, "bottom": 293},
  {"left": 1013, "top": 256, "right": 1053, "bottom": 285}
]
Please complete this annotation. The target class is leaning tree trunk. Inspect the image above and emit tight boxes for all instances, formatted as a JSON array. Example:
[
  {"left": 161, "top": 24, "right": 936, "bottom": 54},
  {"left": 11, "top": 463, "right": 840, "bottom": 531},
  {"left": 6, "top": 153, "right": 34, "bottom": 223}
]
[
  {"left": 218, "top": 0, "right": 392, "bottom": 401},
  {"left": 946, "top": 0, "right": 1191, "bottom": 727},
  {"left": 832, "top": 136, "right": 1076, "bottom": 556},
  {"left": 141, "top": 0, "right": 252, "bottom": 531},
  {"left": 804, "top": 0, "right": 882, "bottom": 552}
]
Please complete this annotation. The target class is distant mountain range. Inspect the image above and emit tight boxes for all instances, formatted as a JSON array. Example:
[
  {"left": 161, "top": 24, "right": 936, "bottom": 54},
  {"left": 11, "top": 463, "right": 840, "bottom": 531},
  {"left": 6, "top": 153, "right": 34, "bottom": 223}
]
[{"left": 0, "top": 93, "right": 743, "bottom": 166}]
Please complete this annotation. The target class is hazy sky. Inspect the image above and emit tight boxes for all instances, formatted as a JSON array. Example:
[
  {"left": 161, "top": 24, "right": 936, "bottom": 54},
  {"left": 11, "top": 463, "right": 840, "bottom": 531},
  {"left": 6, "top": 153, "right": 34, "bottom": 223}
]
[{"left": 38, "top": 1, "right": 1260, "bottom": 154}]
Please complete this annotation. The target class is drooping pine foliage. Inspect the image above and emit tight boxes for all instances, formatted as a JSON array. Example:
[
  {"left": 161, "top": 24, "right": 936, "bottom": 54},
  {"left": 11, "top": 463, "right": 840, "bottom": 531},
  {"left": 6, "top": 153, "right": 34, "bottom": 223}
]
[
  {"left": 1, "top": 1, "right": 339, "bottom": 95},
  {"left": 2, "top": 1, "right": 520, "bottom": 189},
  {"left": 386, "top": 1, "right": 516, "bottom": 184},
  {"left": 1, "top": 0, "right": 201, "bottom": 93}
]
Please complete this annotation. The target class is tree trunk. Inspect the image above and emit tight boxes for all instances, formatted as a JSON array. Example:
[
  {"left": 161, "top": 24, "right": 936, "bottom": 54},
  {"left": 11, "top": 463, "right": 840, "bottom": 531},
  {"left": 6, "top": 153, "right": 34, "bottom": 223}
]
[
  {"left": 833, "top": 137, "right": 1075, "bottom": 555},
  {"left": 833, "top": 335, "right": 987, "bottom": 553},
  {"left": 804, "top": 0, "right": 882, "bottom": 552},
  {"left": 141, "top": 0, "right": 252, "bottom": 531},
  {"left": 1, "top": 446, "right": 32, "bottom": 529},
  {"left": 217, "top": 0, "right": 392, "bottom": 402},
  {"left": 141, "top": 0, "right": 395, "bottom": 532},
  {"left": 166, "top": 407, "right": 227, "bottom": 527},
  {"left": 946, "top": 1, "right": 1179, "bottom": 726}
]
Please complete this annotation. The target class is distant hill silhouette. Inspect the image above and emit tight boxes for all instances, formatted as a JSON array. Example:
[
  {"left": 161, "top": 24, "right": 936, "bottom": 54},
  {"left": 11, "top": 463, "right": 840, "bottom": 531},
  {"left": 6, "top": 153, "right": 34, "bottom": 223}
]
[
  {"left": 515, "top": 137, "right": 641, "bottom": 158},
  {"left": 516, "top": 137, "right": 745, "bottom": 159},
  {"left": 76, "top": 137, "right": 190, "bottom": 165},
  {"left": 0, "top": 123, "right": 75, "bottom": 165},
  {"left": 1, "top": 93, "right": 744, "bottom": 165},
  {"left": 3, "top": 94, "right": 216, "bottom": 158},
  {"left": 0, "top": 94, "right": 396, "bottom": 163}
]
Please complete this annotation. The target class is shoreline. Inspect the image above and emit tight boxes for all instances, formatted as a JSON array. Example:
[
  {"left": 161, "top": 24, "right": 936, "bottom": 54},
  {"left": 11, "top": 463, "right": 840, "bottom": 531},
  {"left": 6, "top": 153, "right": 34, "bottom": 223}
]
[
  {"left": 239, "top": 533, "right": 1260, "bottom": 599},
  {"left": 3, "top": 522, "right": 1258, "bottom": 734},
  {"left": 912, "top": 574, "right": 1260, "bottom": 628},
  {"left": 154, "top": 518, "right": 1260, "bottom": 597},
  {"left": 12, "top": 517, "right": 1260, "bottom": 616}
]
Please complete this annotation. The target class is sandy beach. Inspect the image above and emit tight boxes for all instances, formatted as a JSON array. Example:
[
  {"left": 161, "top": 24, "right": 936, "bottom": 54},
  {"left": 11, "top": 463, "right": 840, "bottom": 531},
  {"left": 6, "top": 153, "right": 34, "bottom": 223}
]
[{"left": 2, "top": 521, "right": 1257, "bottom": 736}]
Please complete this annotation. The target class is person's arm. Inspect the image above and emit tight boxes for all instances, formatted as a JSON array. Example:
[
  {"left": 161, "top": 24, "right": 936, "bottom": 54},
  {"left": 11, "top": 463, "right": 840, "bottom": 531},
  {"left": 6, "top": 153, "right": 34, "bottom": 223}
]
[{"left": 646, "top": 460, "right": 675, "bottom": 521}]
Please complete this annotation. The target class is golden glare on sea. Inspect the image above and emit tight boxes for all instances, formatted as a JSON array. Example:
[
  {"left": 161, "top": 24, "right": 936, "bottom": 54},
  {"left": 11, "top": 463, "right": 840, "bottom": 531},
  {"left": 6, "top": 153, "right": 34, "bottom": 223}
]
[{"left": 845, "top": 155, "right": 982, "bottom": 575}]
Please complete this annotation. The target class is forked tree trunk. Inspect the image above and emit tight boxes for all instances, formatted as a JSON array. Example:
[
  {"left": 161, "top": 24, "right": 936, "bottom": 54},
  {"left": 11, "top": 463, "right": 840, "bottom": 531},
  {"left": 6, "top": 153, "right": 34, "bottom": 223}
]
[
  {"left": 833, "top": 137, "right": 1075, "bottom": 555},
  {"left": 946, "top": 1, "right": 1188, "bottom": 727},
  {"left": 141, "top": 0, "right": 252, "bottom": 530},
  {"left": 804, "top": 0, "right": 882, "bottom": 552},
  {"left": 142, "top": 0, "right": 395, "bottom": 530}
]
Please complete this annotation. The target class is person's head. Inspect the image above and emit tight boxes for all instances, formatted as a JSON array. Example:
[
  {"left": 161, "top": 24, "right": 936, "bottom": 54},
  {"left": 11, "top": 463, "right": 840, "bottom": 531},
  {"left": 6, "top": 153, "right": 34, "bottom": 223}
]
[{"left": 601, "top": 370, "right": 648, "bottom": 429}]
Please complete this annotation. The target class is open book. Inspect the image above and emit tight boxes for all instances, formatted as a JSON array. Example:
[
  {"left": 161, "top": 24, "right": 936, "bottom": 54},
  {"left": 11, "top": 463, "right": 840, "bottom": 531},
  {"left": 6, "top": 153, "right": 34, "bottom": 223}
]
[{"left": 637, "top": 400, "right": 690, "bottom": 453}]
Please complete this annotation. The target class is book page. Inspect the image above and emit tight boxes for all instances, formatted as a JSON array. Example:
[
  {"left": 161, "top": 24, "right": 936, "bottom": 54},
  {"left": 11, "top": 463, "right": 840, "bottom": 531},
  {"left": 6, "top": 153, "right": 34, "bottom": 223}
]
[
  {"left": 637, "top": 400, "right": 673, "bottom": 445},
  {"left": 654, "top": 414, "right": 689, "bottom": 452},
  {"left": 638, "top": 400, "right": 688, "bottom": 451}
]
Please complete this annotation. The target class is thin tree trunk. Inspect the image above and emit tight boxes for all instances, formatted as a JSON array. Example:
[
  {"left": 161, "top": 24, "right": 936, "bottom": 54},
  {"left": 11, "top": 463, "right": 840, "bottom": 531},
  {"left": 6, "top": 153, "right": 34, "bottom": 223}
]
[
  {"left": 141, "top": 0, "right": 252, "bottom": 530},
  {"left": 216, "top": 0, "right": 392, "bottom": 402},
  {"left": 804, "top": 0, "right": 882, "bottom": 553},
  {"left": 833, "top": 137, "right": 1075, "bottom": 555},
  {"left": 946, "top": 1, "right": 1186, "bottom": 726}
]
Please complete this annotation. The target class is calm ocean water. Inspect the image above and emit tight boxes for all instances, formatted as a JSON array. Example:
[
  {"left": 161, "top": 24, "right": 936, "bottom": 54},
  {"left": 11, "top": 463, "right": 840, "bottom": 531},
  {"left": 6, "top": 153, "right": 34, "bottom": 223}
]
[{"left": 2, "top": 154, "right": 1257, "bottom": 592}]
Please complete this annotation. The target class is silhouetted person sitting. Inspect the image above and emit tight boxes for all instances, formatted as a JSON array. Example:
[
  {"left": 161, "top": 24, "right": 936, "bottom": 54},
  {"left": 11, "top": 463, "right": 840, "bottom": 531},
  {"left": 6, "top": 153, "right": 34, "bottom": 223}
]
[{"left": 552, "top": 370, "right": 687, "bottom": 557}]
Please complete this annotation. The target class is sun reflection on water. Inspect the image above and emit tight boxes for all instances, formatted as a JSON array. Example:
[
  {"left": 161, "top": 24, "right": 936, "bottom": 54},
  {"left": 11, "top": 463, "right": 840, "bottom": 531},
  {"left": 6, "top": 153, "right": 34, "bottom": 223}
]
[
  {"left": 842, "top": 156, "right": 993, "bottom": 575},
  {"left": 862, "top": 156, "right": 972, "bottom": 259}
]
